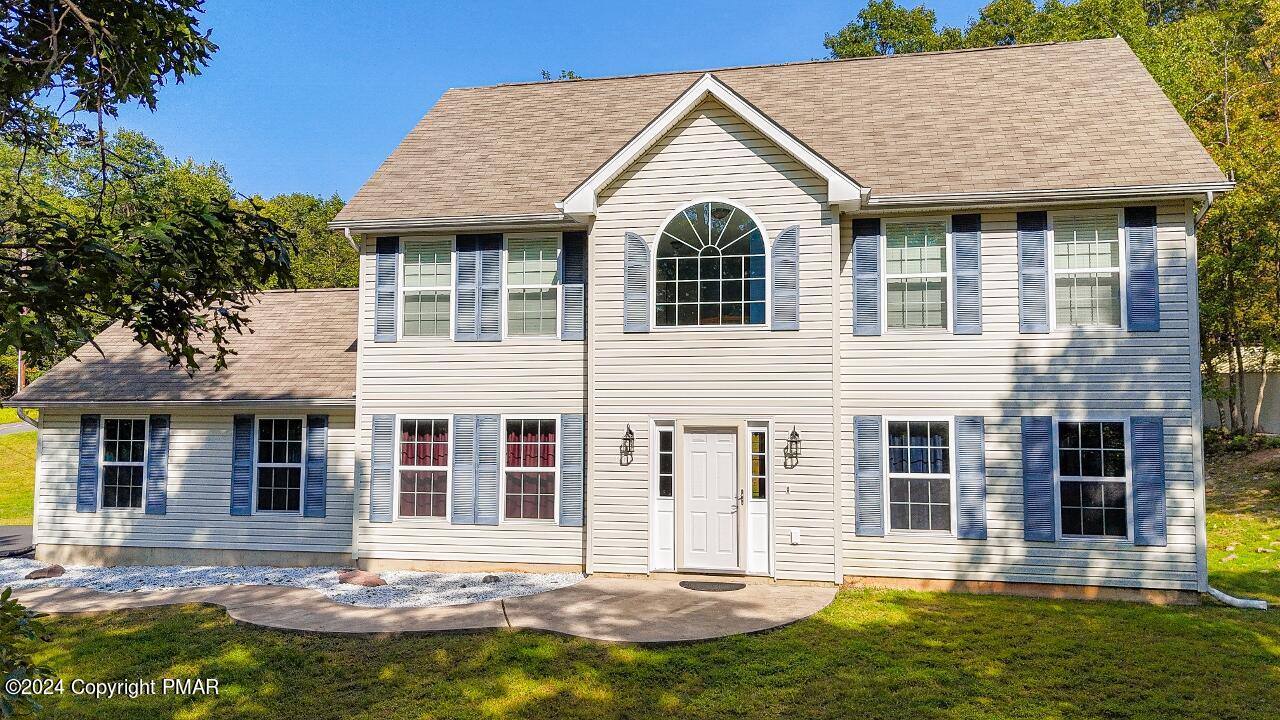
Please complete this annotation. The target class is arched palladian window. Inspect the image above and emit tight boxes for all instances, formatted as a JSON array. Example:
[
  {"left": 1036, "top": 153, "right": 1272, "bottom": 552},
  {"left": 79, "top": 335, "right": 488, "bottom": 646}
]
[{"left": 654, "top": 201, "right": 767, "bottom": 327}]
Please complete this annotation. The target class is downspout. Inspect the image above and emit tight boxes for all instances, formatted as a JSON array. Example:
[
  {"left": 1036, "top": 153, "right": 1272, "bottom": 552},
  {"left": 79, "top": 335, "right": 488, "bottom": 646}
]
[
  {"left": 1191, "top": 191, "right": 1267, "bottom": 609},
  {"left": 343, "top": 227, "right": 358, "bottom": 252}
]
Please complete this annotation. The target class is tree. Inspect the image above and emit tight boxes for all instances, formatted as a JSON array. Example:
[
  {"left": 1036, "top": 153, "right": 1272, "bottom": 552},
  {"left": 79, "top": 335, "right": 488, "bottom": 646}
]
[
  {"left": 255, "top": 193, "right": 356, "bottom": 289},
  {"left": 826, "top": 0, "right": 1280, "bottom": 435},
  {"left": 540, "top": 69, "right": 581, "bottom": 81},
  {"left": 1, "top": 1, "right": 296, "bottom": 377}
]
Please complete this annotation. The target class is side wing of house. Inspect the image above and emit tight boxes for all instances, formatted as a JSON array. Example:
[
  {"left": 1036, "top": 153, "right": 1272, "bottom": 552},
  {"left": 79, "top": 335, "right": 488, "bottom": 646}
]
[
  {"left": 350, "top": 231, "right": 589, "bottom": 571},
  {"left": 838, "top": 203, "right": 1204, "bottom": 593}
]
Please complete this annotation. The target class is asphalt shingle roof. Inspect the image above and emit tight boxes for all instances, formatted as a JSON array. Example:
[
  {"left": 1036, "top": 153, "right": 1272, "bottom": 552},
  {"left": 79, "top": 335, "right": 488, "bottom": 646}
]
[
  {"left": 9, "top": 289, "right": 357, "bottom": 405},
  {"left": 335, "top": 37, "right": 1226, "bottom": 223}
]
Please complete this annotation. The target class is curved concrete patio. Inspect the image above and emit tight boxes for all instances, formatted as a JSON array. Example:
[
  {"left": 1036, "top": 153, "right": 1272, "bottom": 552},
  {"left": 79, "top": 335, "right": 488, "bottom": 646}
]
[{"left": 11, "top": 577, "right": 836, "bottom": 643}]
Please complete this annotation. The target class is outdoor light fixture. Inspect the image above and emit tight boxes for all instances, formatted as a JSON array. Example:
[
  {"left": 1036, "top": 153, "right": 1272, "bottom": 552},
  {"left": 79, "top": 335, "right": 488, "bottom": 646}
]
[
  {"left": 784, "top": 426, "right": 802, "bottom": 468},
  {"left": 620, "top": 424, "right": 635, "bottom": 465}
]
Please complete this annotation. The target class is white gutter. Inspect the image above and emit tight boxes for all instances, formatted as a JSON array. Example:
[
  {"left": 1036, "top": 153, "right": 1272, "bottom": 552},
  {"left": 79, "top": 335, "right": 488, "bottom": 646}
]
[
  {"left": 1194, "top": 190, "right": 1216, "bottom": 225},
  {"left": 4, "top": 398, "right": 356, "bottom": 409},
  {"left": 329, "top": 212, "right": 576, "bottom": 233},
  {"left": 1207, "top": 585, "right": 1269, "bottom": 610},
  {"left": 865, "top": 182, "right": 1236, "bottom": 210}
]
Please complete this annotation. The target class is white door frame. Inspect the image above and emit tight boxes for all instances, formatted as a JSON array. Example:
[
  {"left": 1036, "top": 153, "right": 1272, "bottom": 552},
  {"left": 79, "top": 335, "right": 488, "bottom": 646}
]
[{"left": 674, "top": 419, "right": 749, "bottom": 574}]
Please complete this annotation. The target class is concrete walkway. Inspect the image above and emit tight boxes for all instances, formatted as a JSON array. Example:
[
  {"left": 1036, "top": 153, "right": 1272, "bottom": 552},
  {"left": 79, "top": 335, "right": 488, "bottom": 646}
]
[
  {"left": 12, "top": 577, "right": 835, "bottom": 643},
  {"left": 0, "top": 422, "right": 34, "bottom": 436}
]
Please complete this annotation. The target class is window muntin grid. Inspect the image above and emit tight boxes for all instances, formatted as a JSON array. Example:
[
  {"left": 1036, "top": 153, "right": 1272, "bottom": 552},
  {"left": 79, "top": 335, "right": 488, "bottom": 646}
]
[
  {"left": 399, "top": 418, "right": 449, "bottom": 518},
  {"left": 1057, "top": 420, "right": 1128, "bottom": 538},
  {"left": 507, "top": 237, "right": 560, "bottom": 337},
  {"left": 1052, "top": 212, "right": 1122, "bottom": 328},
  {"left": 885, "top": 219, "right": 948, "bottom": 330},
  {"left": 256, "top": 418, "right": 303, "bottom": 513},
  {"left": 102, "top": 418, "right": 146, "bottom": 509},
  {"left": 887, "top": 420, "right": 951, "bottom": 532},
  {"left": 503, "top": 418, "right": 557, "bottom": 520},
  {"left": 655, "top": 201, "right": 766, "bottom": 327},
  {"left": 403, "top": 238, "right": 452, "bottom": 337}
]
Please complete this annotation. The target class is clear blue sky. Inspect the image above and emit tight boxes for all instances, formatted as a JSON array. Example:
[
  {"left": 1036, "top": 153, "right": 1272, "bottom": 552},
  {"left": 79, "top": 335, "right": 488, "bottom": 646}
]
[{"left": 115, "top": 0, "right": 982, "bottom": 200}]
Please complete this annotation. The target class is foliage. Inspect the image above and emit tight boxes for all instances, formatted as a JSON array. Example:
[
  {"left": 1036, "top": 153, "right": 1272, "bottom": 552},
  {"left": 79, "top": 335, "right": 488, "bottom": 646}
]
[
  {"left": 0, "top": 1, "right": 298, "bottom": 374},
  {"left": 540, "top": 69, "right": 581, "bottom": 80},
  {"left": 826, "top": 0, "right": 1280, "bottom": 435},
  {"left": 0, "top": 588, "right": 50, "bottom": 718},
  {"left": 252, "top": 193, "right": 355, "bottom": 289}
]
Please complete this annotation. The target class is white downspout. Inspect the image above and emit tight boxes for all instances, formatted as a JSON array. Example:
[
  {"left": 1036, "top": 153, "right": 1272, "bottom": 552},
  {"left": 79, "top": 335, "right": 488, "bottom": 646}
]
[{"left": 1189, "top": 190, "right": 1266, "bottom": 609}]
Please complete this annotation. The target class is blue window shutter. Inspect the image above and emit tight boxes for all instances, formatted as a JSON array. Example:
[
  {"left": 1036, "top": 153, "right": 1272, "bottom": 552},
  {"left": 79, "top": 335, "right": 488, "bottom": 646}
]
[
  {"left": 455, "top": 236, "right": 479, "bottom": 340},
  {"left": 770, "top": 224, "right": 800, "bottom": 330},
  {"left": 145, "top": 415, "right": 170, "bottom": 515},
  {"left": 304, "top": 415, "right": 328, "bottom": 518},
  {"left": 562, "top": 231, "right": 587, "bottom": 340},
  {"left": 1017, "top": 212, "right": 1049, "bottom": 333},
  {"left": 1021, "top": 416, "right": 1055, "bottom": 541},
  {"left": 478, "top": 235, "right": 502, "bottom": 341},
  {"left": 475, "top": 414, "right": 500, "bottom": 525},
  {"left": 852, "top": 219, "right": 881, "bottom": 336},
  {"left": 76, "top": 414, "right": 100, "bottom": 513},
  {"left": 457, "top": 234, "right": 502, "bottom": 342},
  {"left": 1125, "top": 206, "right": 1161, "bottom": 332},
  {"left": 1131, "top": 416, "right": 1168, "bottom": 546},
  {"left": 954, "top": 416, "right": 987, "bottom": 539},
  {"left": 374, "top": 236, "right": 398, "bottom": 343},
  {"left": 854, "top": 415, "right": 884, "bottom": 537},
  {"left": 370, "top": 414, "right": 394, "bottom": 523},
  {"left": 952, "top": 214, "right": 983, "bottom": 335},
  {"left": 451, "top": 415, "right": 477, "bottom": 524},
  {"left": 559, "top": 413, "right": 585, "bottom": 527},
  {"left": 623, "top": 232, "right": 650, "bottom": 333},
  {"left": 230, "top": 414, "right": 254, "bottom": 516}
]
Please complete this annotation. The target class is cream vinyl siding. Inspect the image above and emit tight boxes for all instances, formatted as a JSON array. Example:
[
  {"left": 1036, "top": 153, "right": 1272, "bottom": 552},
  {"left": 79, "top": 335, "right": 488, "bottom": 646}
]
[
  {"left": 839, "top": 202, "right": 1202, "bottom": 590},
  {"left": 355, "top": 237, "right": 586, "bottom": 566},
  {"left": 589, "top": 97, "right": 838, "bottom": 582},
  {"left": 35, "top": 408, "right": 354, "bottom": 554}
]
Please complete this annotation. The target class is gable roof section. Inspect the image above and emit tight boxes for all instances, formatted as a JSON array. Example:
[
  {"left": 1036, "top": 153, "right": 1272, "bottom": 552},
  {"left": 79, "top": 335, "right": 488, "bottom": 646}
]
[
  {"left": 335, "top": 38, "right": 1227, "bottom": 225},
  {"left": 560, "top": 73, "right": 865, "bottom": 217},
  {"left": 8, "top": 289, "right": 357, "bottom": 406}
]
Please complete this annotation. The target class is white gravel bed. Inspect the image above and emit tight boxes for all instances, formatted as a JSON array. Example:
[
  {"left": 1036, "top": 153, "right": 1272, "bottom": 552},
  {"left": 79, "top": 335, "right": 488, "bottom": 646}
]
[{"left": 0, "top": 558, "right": 582, "bottom": 608}]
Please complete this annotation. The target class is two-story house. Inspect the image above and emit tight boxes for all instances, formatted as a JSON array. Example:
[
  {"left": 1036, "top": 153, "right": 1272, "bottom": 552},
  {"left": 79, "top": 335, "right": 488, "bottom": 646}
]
[{"left": 10, "top": 39, "right": 1232, "bottom": 602}]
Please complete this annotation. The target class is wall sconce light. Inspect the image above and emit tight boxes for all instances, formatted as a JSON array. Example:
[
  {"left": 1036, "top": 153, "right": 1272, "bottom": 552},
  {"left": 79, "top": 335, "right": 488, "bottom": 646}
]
[
  {"left": 783, "top": 426, "right": 802, "bottom": 468},
  {"left": 620, "top": 424, "right": 635, "bottom": 466}
]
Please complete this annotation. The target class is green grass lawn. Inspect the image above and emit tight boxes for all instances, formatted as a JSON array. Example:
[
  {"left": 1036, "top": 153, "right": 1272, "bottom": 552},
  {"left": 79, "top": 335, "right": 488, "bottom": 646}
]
[
  {"left": 4, "top": 443, "right": 1279, "bottom": 719},
  {"left": 0, "top": 430, "right": 35, "bottom": 525},
  {"left": 20, "top": 591, "right": 1280, "bottom": 720},
  {"left": 1205, "top": 448, "right": 1280, "bottom": 605},
  {"left": 0, "top": 407, "right": 37, "bottom": 424}
]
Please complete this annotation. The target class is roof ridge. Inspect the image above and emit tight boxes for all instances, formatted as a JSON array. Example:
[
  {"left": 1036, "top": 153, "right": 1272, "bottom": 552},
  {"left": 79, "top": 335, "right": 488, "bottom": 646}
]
[{"left": 451, "top": 38, "right": 1119, "bottom": 91}]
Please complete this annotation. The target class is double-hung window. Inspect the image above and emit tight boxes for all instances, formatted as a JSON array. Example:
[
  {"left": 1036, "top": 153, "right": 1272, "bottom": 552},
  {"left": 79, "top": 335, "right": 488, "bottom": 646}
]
[
  {"left": 503, "top": 418, "right": 557, "bottom": 520},
  {"left": 506, "top": 235, "right": 559, "bottom": 337},
  {"left": 256, "top": 418, "right": 303, "bottom": 513},
  {"left": 884, "top": 219, "right": 948, "bottom": 330},
  {"left": 101, "top": 418, "right": 147, "bottom": 509},
  {"left": 398, "top": 418, "right": 449, "bottom": 518},
  {"left": 1057, "top": 420, "right": 1128, "bottom": 538},
  {"left": 1051, "top": 211, "right": 1122, "bottom": 328},
  {"left": 886, "top": 419, "right": 952, "bottom": 532},
  {"left": 402, "top": 238, "right": 452, "bottom": 337}
]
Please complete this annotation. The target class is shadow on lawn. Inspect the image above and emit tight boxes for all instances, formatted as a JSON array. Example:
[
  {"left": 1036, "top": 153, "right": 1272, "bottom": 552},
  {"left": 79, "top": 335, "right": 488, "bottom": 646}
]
[{"left": 30, "top": 590, "right": 1280, "bottom": 720}]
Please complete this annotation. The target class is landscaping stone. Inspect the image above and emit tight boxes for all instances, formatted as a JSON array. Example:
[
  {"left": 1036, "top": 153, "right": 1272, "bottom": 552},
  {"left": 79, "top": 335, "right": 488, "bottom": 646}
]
[
  {"left": 337, "top": 569, "right": 385, "bottom": 587},
  {"left": 25, "top": 564, "right": 64, "bottom": 580},
  {"left": 0, "top": 557, "right": 583, "bottom": 608},
  {"left": 482, "top": 574, "right": 500, "bottom": 584}
]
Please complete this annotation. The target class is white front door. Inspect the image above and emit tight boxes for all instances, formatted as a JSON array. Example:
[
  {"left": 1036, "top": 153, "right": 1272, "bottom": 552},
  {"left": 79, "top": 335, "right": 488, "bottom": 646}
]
[{"left": 682, "top": 429, "right": 739, "bottom": 570}]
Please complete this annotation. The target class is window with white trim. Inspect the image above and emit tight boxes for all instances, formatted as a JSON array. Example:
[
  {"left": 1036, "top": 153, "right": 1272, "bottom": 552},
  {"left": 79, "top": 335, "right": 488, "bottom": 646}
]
[
  {"left": 503, "top": 418, "right": 557, "bottom": 520},
  {"left": 1052, "top": 212, "right": 1122, "bottom": 328},
  {"left": 887, "top": 419, "right": 951, "bottom": 532},
  {"left": 398, "top": 418, "right": 449, "bottom": 518},
  {"left": 885, "top": 219, "right": 948, "bottom": 330},
  {"left": 655, "top": 201, "right": 766, "bottom": 327},
  {"left": 256, "top": 418, "right": 303, "bottom": 513},
  {"left": 656, "top": 425, "right": 673, "bottom": 498},
  {"left": 101, "top": 418, "right": 146, "bottom": 509},
  {"left": 506, "top": 236, "right": 559, "bottom": 336},
  {"left": 1057, "top": 420, "right": 1128, "bottom": 538},
  {"left": 402, "top": 238, "right": 452, "bottom": 337}
]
